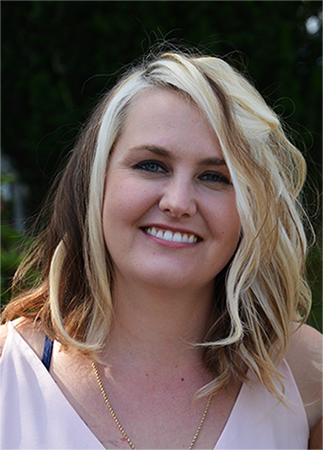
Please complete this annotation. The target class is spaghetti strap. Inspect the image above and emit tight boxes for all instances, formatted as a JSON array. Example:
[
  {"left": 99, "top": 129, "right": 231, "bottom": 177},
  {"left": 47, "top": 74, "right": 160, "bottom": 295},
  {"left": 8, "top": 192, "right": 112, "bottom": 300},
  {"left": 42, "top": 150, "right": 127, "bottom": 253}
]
[{"left": 41, "top": 335, "right": 53, "bottom": 371}]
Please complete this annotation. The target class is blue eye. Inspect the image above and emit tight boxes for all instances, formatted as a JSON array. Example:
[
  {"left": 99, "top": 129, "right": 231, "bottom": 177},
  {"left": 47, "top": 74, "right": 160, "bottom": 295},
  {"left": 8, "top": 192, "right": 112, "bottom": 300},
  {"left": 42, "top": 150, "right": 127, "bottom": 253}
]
[
  {"left": 199, "top": 172, "right": 231, "bottom": 185},
  {"left": 133, "top": 160, "right": 168, "bottom": 174}
]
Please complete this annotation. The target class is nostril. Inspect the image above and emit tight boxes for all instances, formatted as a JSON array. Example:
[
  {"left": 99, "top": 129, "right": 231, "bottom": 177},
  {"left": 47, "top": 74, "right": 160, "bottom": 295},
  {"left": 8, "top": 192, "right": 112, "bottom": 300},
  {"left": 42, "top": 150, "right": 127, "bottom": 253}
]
[{"left": 158, "top": 192, "right": 197, "bottom": 218}]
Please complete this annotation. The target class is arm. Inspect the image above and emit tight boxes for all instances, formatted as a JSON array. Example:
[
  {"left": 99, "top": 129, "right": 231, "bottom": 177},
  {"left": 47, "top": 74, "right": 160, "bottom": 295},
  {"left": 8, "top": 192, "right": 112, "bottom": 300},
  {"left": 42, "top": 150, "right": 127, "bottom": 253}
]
[
  {"left": 0, "top": 323, "right": 9, "bottom": 356},
  {"left": 0, "top": 319, "right": 46, "bottom": 359},
  {"left": 309, "top": 415, "right": 322, "bottom": 449},
  {"left": 286, "top": 324, "right": 322, "bottom": 434}
]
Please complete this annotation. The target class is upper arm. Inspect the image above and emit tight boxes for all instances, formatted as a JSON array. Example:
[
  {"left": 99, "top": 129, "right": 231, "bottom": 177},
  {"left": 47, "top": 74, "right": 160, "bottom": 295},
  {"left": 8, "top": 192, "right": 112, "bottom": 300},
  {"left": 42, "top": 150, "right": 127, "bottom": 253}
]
[
  {"left": 309, "top": 415, "right": 323, "bottom": 449},
  {"left": 0, "top": 319, "right": 46, "bottom": 360},
  {"left": 286, "top": 323, "right": 322, "bottom": 431},
  {"left": 0, "top": 323, "right": 9, "bottom": 357}
]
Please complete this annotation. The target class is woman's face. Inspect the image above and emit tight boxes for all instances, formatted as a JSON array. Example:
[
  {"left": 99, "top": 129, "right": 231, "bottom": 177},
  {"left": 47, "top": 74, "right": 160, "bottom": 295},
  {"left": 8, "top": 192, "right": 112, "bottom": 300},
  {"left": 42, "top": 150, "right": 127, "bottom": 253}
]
[{"left": 102, "top": 89, "right": 241, "bottom": 294}]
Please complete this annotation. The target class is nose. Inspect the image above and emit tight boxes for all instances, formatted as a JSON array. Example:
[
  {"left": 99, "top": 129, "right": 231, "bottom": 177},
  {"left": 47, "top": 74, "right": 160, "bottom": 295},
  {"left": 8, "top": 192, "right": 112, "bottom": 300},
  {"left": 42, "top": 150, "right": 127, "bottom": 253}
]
[{"left": 159, "top": 177, "right": 197, "bottom": 218}]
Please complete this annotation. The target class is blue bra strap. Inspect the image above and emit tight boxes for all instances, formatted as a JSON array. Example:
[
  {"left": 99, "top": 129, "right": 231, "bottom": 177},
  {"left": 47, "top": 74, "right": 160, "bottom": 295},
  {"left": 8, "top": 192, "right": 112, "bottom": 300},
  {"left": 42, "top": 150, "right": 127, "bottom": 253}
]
[{"left": 41, "top": 335, "right": 53, "bottom": 371}]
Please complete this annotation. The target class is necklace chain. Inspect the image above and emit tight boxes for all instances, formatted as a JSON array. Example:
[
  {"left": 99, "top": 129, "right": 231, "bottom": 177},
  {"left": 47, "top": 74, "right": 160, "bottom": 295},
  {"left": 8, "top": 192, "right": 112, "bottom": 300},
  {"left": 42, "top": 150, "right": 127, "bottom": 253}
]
[{"left": 92, "top": 361, "right": 213, "bottom": 450}]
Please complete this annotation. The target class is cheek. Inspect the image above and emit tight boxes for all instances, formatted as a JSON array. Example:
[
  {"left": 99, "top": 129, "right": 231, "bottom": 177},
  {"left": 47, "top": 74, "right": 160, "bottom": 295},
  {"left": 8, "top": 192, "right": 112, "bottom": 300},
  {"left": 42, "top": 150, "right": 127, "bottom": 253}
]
[
  {"left": 102, "top": 176, "right": 155, "bottom": 235},
  {"left": 102, "top": 180, "right": 137, "bottom": 256},
  {"left": 211, "top": 196, "right": 241, "bottom": 245},
  {"left": 226, "top": 204, "right": 241, "bottom": 236},
  {"left": 224, "top": 208, "right": 241, "bottom": 247},
  {"left": 103, "top": 182, "right": 133, "bottom": 233},
  {"left": 211, "top": 191, "right": 239, "bottom": 222}
]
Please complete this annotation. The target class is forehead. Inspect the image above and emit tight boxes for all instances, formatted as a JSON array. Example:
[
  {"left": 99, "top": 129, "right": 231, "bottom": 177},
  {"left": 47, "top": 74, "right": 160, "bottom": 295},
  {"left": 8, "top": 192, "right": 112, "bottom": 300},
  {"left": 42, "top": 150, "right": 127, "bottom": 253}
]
[
  {"left": 125, "top": 88, "right": 202, "bottom": 125},
  {"left": 117, "top": 89, "right": 222, "bottom": 157}
]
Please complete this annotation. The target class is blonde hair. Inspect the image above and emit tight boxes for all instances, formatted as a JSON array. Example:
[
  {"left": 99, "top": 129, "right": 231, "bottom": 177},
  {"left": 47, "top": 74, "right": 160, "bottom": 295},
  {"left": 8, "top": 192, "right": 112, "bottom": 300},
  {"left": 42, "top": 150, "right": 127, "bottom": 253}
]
[{"left": 2, "top": 50, "right": 312, "bottom": 399}]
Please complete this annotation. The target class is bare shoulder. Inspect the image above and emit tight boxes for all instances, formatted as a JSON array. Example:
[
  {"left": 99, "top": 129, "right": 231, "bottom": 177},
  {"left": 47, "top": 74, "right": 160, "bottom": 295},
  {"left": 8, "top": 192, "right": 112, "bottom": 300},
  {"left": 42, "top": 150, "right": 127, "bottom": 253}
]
[
  {"left": 286, "top": 323, "right": 322, "bottom": 431},
  {"left": 0, "top": 318, "right": 46, "bottom": 360},
  {"left": 0, "top": 322, "right": 9, "bottom": 356},
  {"left": 286, "top": 323, "right": 322, "bottom": 372}
]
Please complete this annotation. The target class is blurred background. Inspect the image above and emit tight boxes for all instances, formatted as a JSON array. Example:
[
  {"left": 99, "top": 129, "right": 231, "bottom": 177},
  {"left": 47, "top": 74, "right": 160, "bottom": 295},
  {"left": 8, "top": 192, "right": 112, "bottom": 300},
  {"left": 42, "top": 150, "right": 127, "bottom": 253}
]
[{"left": 1, "top": 1, "right": 322, "bottom": 329}]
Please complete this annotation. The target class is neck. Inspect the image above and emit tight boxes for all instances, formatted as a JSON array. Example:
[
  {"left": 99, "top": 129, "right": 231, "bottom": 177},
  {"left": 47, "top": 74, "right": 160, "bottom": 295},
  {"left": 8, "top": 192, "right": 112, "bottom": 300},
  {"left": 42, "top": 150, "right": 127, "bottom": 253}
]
[{"left": 103, "top": 278, "right": 215, "bottom": 371}]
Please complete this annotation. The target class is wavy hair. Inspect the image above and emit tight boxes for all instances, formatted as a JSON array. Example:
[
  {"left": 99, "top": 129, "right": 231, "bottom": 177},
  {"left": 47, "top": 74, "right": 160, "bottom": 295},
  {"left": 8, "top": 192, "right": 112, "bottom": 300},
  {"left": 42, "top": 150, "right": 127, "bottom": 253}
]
[{"left": 2, "top": 50, "right": 312, "bottom": 399}]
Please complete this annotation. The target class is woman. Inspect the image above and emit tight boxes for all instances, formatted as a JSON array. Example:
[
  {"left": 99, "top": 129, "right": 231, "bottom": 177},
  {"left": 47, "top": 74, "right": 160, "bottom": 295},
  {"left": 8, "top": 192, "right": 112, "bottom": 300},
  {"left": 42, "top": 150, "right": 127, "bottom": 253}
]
[{"left": 1, "top": 50, "right": 322, "bottom": 449}]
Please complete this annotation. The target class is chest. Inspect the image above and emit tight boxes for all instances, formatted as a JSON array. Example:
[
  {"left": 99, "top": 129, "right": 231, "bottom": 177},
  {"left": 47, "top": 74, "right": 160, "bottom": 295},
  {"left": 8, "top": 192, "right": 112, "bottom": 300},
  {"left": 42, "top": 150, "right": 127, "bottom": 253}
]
[
  {"left": 3, "top": 332, "right": 310, "bottom": 450},
  {"left": 45, "top": 343, "right": 308, "bottom": 450},
  {"left": 50, "top": 351, "right": 241, "bottom": 449}
]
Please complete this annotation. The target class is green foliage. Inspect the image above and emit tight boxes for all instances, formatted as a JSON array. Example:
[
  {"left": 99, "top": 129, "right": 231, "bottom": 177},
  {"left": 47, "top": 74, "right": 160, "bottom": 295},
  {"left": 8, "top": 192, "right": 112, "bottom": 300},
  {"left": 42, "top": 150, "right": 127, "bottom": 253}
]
[
  {"left": 2, "top": 1, "right": 322, "bottom": 214},
  {"left": 1, "top": 1, "right": 322, "bottom": 328},
  {"left": 307, "top": 245, "right": 323, "bottom": 331},
  {"left": 0, "top": 173, "right": 22, "bottom": 305},
  {"left": 1, "top": 223, "right": 25, "bottom": 304}
]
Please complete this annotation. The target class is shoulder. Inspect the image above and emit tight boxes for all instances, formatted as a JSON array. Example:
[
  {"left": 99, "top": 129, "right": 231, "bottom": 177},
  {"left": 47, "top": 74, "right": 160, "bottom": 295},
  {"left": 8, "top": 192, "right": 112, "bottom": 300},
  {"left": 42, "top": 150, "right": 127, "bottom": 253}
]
[
  {"left": 0, "top": 323, "right": 9, "bottom": 357},
  {"left": 0, "top": 318, "right": 46, "bottom": 360},
  {"left": 285, "top": 323, "right": 322, "bottom": 431}
]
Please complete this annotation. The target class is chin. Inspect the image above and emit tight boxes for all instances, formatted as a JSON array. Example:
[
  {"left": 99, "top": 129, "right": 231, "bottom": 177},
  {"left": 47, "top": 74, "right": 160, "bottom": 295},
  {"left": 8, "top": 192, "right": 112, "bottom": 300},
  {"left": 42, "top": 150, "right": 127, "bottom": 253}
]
[{"left": 134, "top": 268, "right": 212, "bottom": 293}]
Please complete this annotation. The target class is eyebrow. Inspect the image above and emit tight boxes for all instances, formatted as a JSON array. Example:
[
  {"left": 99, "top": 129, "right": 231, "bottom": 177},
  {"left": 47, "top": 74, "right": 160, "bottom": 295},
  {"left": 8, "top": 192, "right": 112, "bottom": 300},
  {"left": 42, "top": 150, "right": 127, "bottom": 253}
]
[{"left": 131, "top": 145, "right": 227, "bottom": 166}]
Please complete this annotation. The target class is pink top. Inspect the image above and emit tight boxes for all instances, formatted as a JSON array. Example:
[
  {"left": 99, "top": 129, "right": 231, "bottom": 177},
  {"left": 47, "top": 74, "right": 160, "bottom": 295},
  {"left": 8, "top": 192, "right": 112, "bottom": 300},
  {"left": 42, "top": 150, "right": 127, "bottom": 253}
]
[{"left": 1, "top": 322, "right": 309, "bottom": 449}]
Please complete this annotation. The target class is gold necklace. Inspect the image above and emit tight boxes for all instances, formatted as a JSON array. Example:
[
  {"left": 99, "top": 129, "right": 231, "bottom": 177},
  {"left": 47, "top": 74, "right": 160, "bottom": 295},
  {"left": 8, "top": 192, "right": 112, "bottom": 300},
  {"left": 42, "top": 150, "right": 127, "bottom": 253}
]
[{"left": 92, "top": 361, "right": 213, "bottom": 450}]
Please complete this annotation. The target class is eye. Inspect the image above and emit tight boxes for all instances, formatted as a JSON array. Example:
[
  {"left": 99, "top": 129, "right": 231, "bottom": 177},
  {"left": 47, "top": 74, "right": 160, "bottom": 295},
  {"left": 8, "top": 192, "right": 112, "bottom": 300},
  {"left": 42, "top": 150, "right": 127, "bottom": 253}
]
[
  {"left": 199, "top": 171, "right": 232, "bottom": 185},
  {"left": 133, "top": 160, "right": 169, "bottom": 174}
]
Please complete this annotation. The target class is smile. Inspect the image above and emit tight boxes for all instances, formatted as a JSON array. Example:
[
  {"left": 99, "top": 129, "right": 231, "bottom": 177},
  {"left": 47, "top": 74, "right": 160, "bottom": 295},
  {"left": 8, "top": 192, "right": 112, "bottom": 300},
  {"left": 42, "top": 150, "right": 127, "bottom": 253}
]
[{"left": 144, "top": 227, "right": 199, "bottom": 243}]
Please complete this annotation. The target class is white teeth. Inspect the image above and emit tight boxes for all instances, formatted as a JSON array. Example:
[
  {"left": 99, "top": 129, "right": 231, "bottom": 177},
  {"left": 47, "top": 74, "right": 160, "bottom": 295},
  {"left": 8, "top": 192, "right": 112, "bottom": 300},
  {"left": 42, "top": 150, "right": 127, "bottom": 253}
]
[
  {"left": 145, "top": 228, "right": 198, "bottom": 243},
  {"left": 163, "top": 230, "right": 173, "bottom": 241},
  {"left": 173, "top": 232, "right": 182, "bottom": 242}
]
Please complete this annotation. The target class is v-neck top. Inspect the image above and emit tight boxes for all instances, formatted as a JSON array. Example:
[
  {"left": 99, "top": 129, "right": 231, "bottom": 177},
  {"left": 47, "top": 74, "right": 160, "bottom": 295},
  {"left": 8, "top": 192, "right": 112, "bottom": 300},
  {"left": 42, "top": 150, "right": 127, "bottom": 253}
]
[{"left": 0, "top": 322, "right": 309, "bottom": 449}]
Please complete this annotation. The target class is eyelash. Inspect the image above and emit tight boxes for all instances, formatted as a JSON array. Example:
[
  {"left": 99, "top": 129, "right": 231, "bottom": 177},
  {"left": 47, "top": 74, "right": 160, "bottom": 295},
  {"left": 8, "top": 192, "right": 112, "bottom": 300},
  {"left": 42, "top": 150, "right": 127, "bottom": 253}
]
[
  {"left": 199, "top": 172, "right": 232, "bottom": 185},
  {"left": 133, "top": 160, "right": 168, "bottom": 174},
  {"left": 133, "top": 160, "right": 231, "bottom": 185}
]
